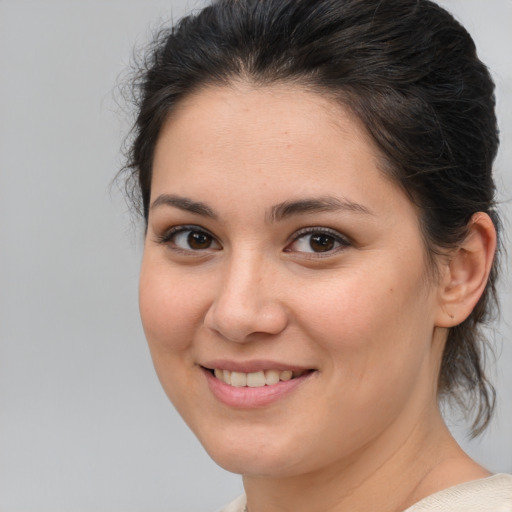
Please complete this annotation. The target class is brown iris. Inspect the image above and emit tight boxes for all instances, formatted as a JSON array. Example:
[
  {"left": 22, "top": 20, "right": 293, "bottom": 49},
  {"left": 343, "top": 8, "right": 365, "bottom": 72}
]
[
  {"left": 309, "top": 233, "right": 336, "bottom": 252},
  {"left": 187, "top": 231, "right": 213, "bottom": 249}
]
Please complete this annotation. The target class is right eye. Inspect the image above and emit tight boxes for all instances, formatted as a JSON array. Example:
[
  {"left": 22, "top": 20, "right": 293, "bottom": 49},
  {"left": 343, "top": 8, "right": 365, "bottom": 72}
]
[{"left": 157, "top": 226, "right": 221, "bottom": 252}]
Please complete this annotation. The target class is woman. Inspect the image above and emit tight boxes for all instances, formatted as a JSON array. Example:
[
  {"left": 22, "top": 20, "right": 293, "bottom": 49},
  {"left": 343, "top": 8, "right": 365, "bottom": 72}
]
[{"left": 122, "top": 0, "right": 512, "bottom": 510}]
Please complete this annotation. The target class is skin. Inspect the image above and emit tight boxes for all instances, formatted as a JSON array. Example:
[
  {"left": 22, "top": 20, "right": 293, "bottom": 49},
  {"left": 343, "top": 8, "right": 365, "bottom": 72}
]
[{"left": 139, "top": 84, "right": 495, "bottom": 512}]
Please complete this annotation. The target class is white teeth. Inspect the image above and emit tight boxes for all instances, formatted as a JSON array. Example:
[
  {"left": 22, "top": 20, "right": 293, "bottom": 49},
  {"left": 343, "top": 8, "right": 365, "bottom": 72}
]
[
  {"left": 264, "top": 369, "right": 280, "bottom": 385},
  {"left": 247, "top": 371, "right": 266, "bottom": 387},
  {"left": 212, "top": 368, "right": 305, "bottom": 387},
  {"left": 230, "top": 371, "right": 247, "bottom": 387}
]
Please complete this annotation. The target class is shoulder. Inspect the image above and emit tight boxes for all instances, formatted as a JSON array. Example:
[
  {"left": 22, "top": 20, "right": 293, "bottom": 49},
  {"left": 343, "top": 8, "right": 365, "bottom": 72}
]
[
  {"left": 404, "top": 474, "right": 512, "bottom": 512},
  {"left": 215, "top": 494, "right": 246, "bottom": 512}
]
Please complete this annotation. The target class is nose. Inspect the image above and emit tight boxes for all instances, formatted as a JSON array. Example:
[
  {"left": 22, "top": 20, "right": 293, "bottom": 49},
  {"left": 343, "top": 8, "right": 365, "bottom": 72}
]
[{"left": 204, "top": 253, "right": 288, "bottom": 343}]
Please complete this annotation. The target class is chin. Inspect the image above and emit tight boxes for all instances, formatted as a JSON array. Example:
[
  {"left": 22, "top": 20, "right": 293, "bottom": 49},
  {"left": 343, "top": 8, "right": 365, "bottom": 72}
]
[
  {"left": 207, "top": 445, "right": 301, "bottom": 477},
  {"left": 194, "top": 421, "right": 328, "bottom": 478}
]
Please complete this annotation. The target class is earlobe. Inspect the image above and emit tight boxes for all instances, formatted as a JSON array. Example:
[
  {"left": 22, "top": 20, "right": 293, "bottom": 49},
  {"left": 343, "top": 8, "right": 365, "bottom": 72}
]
[{"left": 435, "top": 212, "right": 497, "bottom": 328}]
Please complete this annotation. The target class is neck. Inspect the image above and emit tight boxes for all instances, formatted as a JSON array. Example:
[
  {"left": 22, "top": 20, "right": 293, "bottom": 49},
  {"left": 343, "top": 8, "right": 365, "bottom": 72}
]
[{"left": 242, "top": 406, "right": 487, "bottom": 512}]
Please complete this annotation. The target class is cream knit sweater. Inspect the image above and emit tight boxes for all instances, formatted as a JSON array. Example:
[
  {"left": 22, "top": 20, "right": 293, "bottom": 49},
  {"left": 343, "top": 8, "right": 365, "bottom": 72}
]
[{"left": 218, "top": 474, "right": 512, "bottom": 512}]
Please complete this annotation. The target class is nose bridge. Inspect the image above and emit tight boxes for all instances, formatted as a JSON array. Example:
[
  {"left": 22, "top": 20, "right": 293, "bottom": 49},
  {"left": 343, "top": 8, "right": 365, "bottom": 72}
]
[{"left": 205, "top": 247, "right": 287, "bottom": 342}]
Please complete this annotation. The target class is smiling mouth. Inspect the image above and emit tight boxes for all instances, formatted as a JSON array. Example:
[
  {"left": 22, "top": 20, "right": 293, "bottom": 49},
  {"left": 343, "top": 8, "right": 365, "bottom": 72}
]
[{"left": 206, "top": 368, "right": 312, "bottom": 388}]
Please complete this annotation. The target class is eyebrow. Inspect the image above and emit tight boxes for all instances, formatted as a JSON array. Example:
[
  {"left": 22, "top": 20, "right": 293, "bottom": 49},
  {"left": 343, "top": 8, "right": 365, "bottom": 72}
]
[
  {"left": 150, "top": 194, "right": 217, "bottom": 218},
  {"left": 268, "top": 196, "right": 373, "bottom": 222},
  {"left": 150, "top": 193, "right": 372, "bottom": 222}
]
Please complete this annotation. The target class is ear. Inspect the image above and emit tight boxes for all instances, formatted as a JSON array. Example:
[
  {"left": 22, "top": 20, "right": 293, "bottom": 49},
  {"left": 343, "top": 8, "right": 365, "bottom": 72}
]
[{"left": 435, "top": 212, "right": 497, "bottom": 328}]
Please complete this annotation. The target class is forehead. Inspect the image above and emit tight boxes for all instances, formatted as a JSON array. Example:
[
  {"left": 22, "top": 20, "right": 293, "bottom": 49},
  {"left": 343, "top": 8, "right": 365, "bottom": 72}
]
[
  {"left": 169, "top": 82, "right": 360, "bottom": 131},
  {"left": 165, "top": 82, "right": 374, "bottom": 147},
  {"left": 152, "top": 83, "right": 389, "bottom": 193}
]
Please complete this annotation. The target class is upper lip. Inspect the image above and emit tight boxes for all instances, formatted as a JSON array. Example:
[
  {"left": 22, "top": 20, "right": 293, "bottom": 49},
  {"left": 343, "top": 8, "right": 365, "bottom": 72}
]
[{"left": 201, "top": 359, "right": 314, "bottom": 373}]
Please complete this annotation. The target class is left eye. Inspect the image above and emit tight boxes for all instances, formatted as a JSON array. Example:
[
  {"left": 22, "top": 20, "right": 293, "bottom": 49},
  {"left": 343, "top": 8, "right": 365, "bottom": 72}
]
[
  {"left": 286, "top": 230, "right": 349, "bottom": 254},
  {"left": 174, "top": 230, "right": 216, "bottom": 250},
  {"left": 158, "top": 226, "right": 221, "bottom": 251}
]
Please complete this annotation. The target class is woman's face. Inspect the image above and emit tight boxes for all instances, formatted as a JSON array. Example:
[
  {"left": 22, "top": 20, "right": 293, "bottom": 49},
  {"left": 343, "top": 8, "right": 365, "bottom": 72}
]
[{"left": 139, "top": 85, "right": 446, "bottom": 477}]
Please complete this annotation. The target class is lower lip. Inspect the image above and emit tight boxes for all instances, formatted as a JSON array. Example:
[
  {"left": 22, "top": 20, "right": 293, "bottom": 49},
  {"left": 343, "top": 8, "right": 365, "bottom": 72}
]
[{"left": 203, "top": 369, "right": 314, "bottom": 408}]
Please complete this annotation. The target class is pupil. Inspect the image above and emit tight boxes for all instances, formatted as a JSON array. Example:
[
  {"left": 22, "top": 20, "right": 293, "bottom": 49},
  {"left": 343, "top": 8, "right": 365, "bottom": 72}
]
[
  {"left": 188, "top": 231, "right": 211, "bottom": 249},
  {"left": 310, "top": 234, "right": 334, "bottom": 252}
]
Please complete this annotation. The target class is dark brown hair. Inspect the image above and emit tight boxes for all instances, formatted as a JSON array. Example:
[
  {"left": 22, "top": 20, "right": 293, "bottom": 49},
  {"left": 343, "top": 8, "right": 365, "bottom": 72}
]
[{"left": 122, "top": 0, "right": 500, "bottom": 435}]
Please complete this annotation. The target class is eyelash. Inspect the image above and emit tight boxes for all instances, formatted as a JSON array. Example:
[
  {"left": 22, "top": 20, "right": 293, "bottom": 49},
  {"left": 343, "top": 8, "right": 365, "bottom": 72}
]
[
  {"left": 155, "top": 225, "right": 220, "bottom": 253},
  {"left": 155, "top": 225, "right": 351, "bottom": 256},
  {"left": 285, "top": 227, "right": 351, "bottom": 256}
]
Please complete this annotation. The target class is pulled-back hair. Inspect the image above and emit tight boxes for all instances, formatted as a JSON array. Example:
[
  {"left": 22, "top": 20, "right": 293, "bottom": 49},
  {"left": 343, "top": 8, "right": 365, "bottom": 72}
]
[{"left": 122, "top": 0, "right": 500, "bottom": 435}]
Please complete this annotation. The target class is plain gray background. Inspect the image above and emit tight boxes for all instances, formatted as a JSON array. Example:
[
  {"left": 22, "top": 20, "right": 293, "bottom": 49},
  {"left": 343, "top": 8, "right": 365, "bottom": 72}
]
[{"left": 0, "top": 1, "right": 510, "bottom": 511}]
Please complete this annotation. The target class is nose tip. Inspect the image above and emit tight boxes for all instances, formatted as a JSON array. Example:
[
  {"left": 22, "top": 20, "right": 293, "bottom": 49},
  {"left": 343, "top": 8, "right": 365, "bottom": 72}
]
[
  {"left": 205, "top": 303, "right": 288, "bottom": 342},
  {"left": 204, "top": 276, "right": 288, "bottom": 343}
]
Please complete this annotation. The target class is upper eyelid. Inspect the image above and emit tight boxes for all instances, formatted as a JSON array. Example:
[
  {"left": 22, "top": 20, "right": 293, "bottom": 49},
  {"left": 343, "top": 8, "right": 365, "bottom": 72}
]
[
  {"left": 289, "top": 226, "right": 351, "bottom": 243},
  {"left": 160, "top": 224, "right": 213, "bottom": 235},
  {"left": 155, "top": 224, "right": 220, "bottom": 245}
]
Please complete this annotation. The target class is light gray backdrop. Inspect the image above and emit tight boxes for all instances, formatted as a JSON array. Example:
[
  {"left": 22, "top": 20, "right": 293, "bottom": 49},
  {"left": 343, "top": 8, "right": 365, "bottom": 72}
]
[{"left": 0, "top": 1, "right": 510, "bottom": 511}]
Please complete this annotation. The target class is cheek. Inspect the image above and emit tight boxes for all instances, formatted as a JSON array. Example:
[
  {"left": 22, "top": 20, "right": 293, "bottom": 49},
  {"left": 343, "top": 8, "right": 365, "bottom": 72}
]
[
  {"left": 288, "top": 268, "right": 436, "bottom": 452},
  {"left": 138, "top": 258, "right": 206, "bottom": 355},
  {"left": 298, "top": 262, "right": 434, "bottom": 378},
  {"left": 138, "top": 258, "right": 211, "bottom": 413}
]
